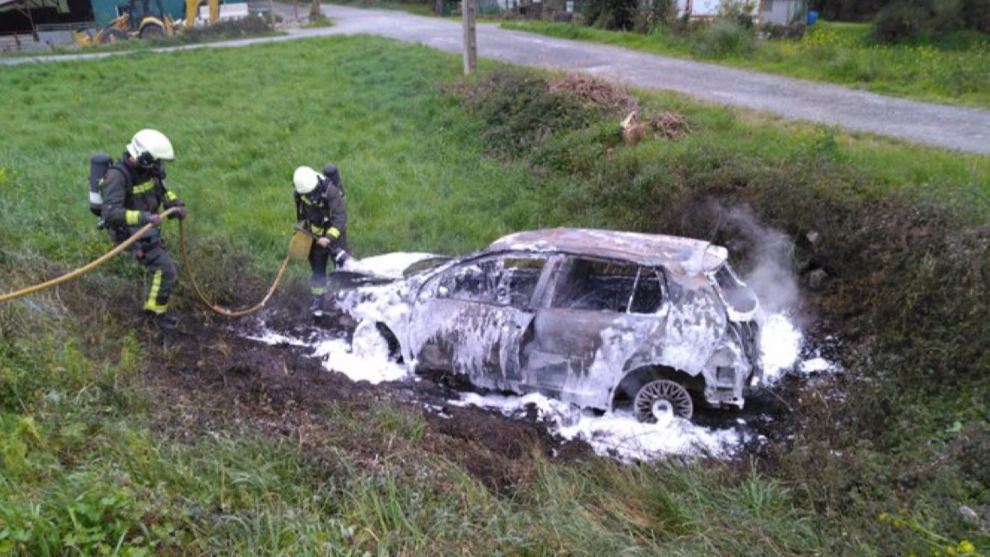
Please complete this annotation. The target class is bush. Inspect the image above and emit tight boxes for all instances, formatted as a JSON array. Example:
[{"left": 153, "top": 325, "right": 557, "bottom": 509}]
[
  {"left": 872, "top": 0, "right": 965, "bottom": 43},
  {"left": 758, "top": 22, "right": 806, "bottom": 40},
  {"left": 584, "top": 0, "right": 637, "bottom": 30},
  {"left": 631, "top": 0, "right": 675, "bottom": 33},
  {"left": 691, "top": 19, "right": 755, "bottom": 57},
  {"left": 961, "top": 0, "right": 990, "bottom": 33},
  {"left": 717, "top": 0, "right": 758, "bottom": 28},
  {"left": 180, "top": 14, "right": 274, "bottom": 41},
  {"left": 450, "top": 71, "right": 613, "bottom": 158},
  {"left": 873, "top": 1, "right": 930, "bottom": 43}
]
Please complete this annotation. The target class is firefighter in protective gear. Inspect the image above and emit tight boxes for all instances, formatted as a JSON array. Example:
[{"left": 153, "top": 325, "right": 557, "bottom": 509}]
[
  {"left": 99, "top": 129, "right": 187, "bottom": 330},
  {"left": 293, "top": 164, "right": 350, "bottom": 298}
]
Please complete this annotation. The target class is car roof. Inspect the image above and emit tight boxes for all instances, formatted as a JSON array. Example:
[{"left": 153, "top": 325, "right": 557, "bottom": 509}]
[{"left": 487, "top": 228, "right": 728, "bottom": 276}]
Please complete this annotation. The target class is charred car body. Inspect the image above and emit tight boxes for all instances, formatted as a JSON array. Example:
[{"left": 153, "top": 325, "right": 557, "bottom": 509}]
[{"left": 329, "top": 228, "right": 762, "bottom": 422}]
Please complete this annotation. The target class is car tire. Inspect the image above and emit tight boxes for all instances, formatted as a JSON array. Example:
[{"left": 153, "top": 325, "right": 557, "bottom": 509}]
[
  {"left": 633, "top": 378, "right": 693, "bottom": 422},
  {"left": 350, "top": 321, "right": 401, "bottom": 363}
]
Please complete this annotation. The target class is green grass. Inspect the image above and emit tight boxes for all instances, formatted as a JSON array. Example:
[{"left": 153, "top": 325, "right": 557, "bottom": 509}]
[
  {"left": 304, "top": 15, "right": 336, "bottom": 28},
  {"left": 500, "top": 20, "right": 990, "bottom": 108},
  {"left": 0, "top": 35, "right": 988, "bottom": 555}
]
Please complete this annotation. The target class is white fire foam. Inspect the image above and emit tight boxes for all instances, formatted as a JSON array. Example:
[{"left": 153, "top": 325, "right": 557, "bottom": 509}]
[
  {"left": 759, "top": 312, "right": 803, "bottom": 384},
  {"left": 245, "top": 330, "right": 309, "bottom": 347},
  {"left": 248, "top": 325, "right": 410, "bottom": 385},
  {"left": 451, "top": 392, "right": 745, "bottom": 461},
  {"left": 344, "top": 252, "right": 438, "bottom": 278}
]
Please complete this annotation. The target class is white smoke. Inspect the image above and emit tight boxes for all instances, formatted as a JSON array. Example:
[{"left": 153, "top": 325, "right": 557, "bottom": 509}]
[
  {"left": 720, "top": 205, "right": 800, "bottom": 314},
  {"left": 701, "top": 203, "right": 805, "bottom": 380}
]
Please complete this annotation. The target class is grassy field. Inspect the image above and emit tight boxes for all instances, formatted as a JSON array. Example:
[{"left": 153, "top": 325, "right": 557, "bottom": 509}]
[
  {"left": 1, "top": 35, "right": 988, "bottom": 555},
  {"left": 500, "top": 20, "right": 990, "bottom": 108}
]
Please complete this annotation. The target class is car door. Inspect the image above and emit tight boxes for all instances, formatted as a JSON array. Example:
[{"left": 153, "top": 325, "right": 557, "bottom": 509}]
[
  {"left": 520, "top": 257, "right": 667, "bottom": 404},
  {"left": 409, "top": 253, "right": 549, "bottom": 390}
]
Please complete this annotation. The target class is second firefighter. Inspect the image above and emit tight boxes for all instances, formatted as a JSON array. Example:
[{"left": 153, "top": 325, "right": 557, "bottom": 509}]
[{"left": 293, "top": 164, "right": 352, "bottom": 301}]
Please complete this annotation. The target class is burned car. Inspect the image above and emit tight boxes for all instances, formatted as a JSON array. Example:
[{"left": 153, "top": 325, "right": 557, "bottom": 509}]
[{"left": 329, "top": 228, "right": 761, "bottom": 422}]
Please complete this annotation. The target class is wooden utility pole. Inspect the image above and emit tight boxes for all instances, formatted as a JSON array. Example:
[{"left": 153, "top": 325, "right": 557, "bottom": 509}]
[{"left": 462, "top": 0, "right": 477, "bottom": 75}]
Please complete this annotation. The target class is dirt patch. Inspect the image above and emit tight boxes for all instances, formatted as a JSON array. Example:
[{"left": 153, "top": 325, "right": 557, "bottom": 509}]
[{"left": 139, "top": 304, "right": 585, "bottom": 493}]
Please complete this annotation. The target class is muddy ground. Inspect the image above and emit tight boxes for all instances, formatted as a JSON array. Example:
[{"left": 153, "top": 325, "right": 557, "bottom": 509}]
[
  {"left": 141, "top": 302, "right": 593, "bottom": 493},
  {"left": 135, "top": 297, "right": 802, "bottom": 492}
]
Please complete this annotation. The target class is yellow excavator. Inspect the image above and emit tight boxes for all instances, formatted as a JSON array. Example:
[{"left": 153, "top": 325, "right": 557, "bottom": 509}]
[{"left": 74, "top": 0, "right": 220, "bottom": 46}]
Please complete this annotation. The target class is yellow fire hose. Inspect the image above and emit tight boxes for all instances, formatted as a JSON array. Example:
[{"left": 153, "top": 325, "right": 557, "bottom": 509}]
[
  {"left": 0, "top": 207, "right": 313, "bottom": 318},
  {"left": 177, "top": 220, "right": 311, "bottom": 317}
]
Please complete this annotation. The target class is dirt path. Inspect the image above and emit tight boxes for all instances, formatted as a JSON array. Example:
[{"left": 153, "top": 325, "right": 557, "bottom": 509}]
[{"left": 5, "top": 5, "right": 988, "bottom": 154}]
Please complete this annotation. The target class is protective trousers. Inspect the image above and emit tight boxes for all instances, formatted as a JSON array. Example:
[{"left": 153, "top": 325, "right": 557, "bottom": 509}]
[
  {"left": 309, "top": 242, "right": 332, "bottom": 296},
  {"left": 138, "top": 245, "right": 177, "bottom": 314}
]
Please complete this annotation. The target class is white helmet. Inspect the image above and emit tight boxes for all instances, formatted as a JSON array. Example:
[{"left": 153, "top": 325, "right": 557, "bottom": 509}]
[
  {"left": 127, "top": 129, "right": 174, "bottom": 166},
  {"left": 293, "top": 166, "right": 323, "bottom": 195}
]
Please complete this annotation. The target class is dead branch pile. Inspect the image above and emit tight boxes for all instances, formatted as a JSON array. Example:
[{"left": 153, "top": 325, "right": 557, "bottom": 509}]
[{"left": 549, "top": 75, "right": 639, "bottom": 114}]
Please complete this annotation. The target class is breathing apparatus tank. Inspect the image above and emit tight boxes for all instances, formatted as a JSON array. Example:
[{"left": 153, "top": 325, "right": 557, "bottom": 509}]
[{"left": 89, "top": 152, "right": 112, "bottom": 217}]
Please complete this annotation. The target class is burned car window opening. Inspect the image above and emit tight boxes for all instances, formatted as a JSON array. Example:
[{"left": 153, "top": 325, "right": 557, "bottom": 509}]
[
  {"left": 552, "top": 258, "right": 664, "bottom": 314},
  {"left": 712, "top": 264, "right": 758, "bottom": 315},
  {"left": 629, "top": 269, "right": 665, "bottom": 314},
  {"left": 438, "top": 255, "right": 546, "bottom": 310}
]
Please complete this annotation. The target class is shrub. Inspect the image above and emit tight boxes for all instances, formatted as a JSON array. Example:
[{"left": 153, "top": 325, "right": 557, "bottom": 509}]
[
  {"left": 584, "top": 0, "right": 637, "bottom": 30},
  {"left": 873, "top": 1, "right": 931, "bottom": 43},
  {"left": 180, "top": 14, "right": 274, "bottom": 41},
  {"left": 717, "top": 0, "right": 758, "bottom": 28},
  {"left": 872, "top": 0, "right": 965, "bottom": 43},
  {"left": 691, "top": 19, "right": 755, "bottom": 58},
  {"left": 961, "top": 0, "right": 990, "bottom": 33},
  {"left": 449, "top": 71, "right": 612, "bottom": 158},
  {"left": 632, "top": 0, "right": 676, "bottom": 33},
  {"left": 758, "top": 22, "right": 806, "bottom": 40}
]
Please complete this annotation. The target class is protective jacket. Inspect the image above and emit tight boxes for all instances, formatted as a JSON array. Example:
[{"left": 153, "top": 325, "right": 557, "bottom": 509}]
[
  {"left": 99, "top": 154, "right": 184, "bottom": 315},
  {"left": 294, "top": 175, "right": 348, "bottom": 254},
  {"left": 294, "top": 173, "right": 348, "bottom": 296},
  {"left": 100, "top": 155, "right": 184, "bottom": 245}
]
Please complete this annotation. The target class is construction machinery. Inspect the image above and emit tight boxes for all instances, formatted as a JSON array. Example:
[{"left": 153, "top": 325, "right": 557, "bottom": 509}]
[{"left": 73, "top": 0, "right": 219, "bottom": 45}]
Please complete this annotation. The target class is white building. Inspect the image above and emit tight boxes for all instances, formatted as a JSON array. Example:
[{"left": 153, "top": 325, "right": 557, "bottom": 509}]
[{"left": 675, "top": 0, "right": 808, "bottom": 24}]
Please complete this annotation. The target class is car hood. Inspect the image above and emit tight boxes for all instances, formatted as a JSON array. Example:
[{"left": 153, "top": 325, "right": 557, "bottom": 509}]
[{"left": 348, "top": 252, "right": 445, "bottom": 280}]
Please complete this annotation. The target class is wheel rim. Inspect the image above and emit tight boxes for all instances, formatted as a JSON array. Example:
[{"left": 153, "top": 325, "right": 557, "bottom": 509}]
[
  {"left": 351, "top": 321, "right": 387, "bottom": 360},
  {"left": 634, "top": 379, "right": 693, "bottom": 422}
]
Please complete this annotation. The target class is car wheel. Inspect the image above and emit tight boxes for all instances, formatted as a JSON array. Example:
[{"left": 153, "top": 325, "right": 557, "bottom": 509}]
[
  {"left": 633, "top": 379, "right": 693, "bottom": 422},
  {"left": 351, "top": 321, "right": 400, "bottom": 362}
]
